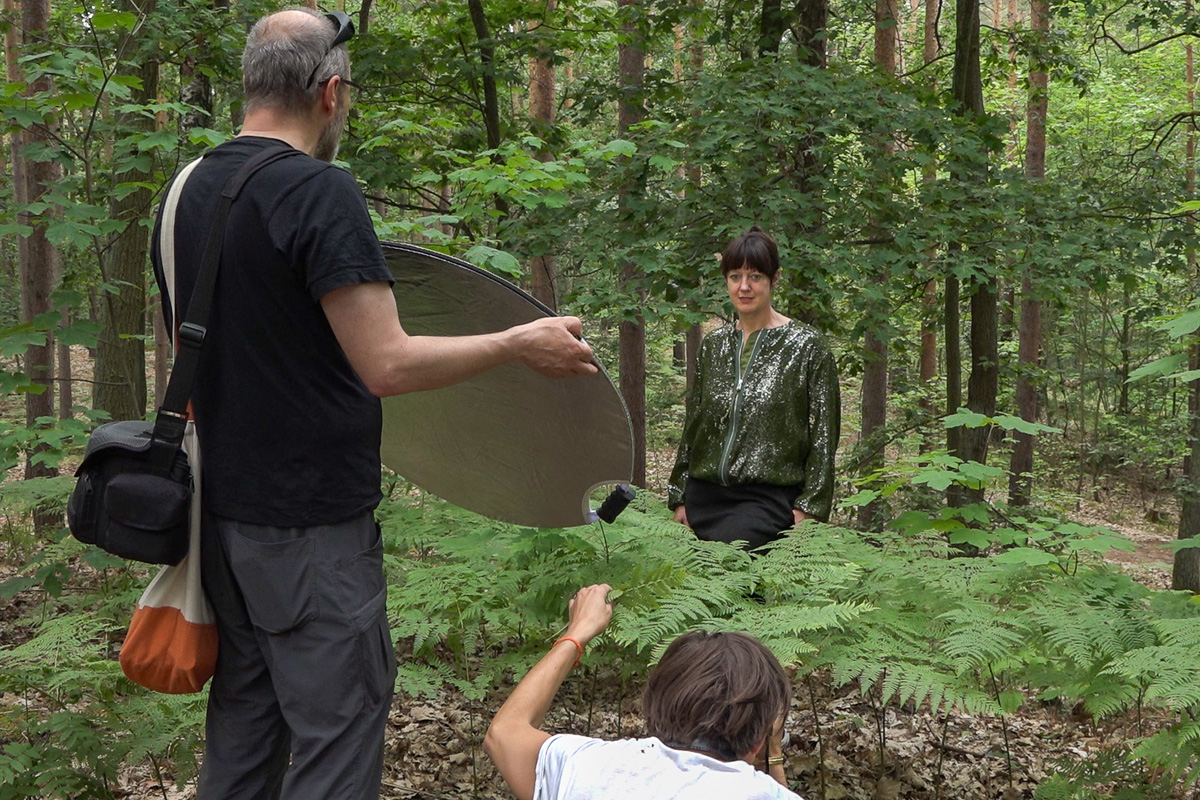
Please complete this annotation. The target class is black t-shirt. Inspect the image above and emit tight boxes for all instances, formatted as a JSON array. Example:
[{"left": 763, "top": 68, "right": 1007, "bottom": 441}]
[{"left": 151, "top": 137, "right": 394, "bottom": 526}]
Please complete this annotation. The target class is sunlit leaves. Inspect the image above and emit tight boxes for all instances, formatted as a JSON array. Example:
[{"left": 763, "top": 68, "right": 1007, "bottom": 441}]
[
  {"left": 89, "top": 10, "right": 137, "bottom": 31},
  {"left": 463, "top": 244, "right": 522, "bottom": 278}
]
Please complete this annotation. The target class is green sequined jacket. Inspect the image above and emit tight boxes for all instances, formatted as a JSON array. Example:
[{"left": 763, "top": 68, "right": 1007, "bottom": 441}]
[{"left": 668, "top": 321, "right": 841, "bottom": 521}]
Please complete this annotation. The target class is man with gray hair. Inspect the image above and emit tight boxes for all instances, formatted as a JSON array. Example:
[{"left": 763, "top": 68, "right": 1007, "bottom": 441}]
[{"left": 151, "top": 8, "right": 596, "bottom": 799}]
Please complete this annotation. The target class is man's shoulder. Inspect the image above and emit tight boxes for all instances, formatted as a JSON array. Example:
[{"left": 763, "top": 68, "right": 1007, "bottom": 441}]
[{"left": 198, "top": 137, "right": 354, "bottom": 188}]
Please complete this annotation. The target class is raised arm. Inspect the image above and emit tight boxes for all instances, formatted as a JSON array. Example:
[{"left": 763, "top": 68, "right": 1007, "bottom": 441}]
[
  {"left": 484, "top": 584, "right": 613, "bottom": 800},
  {"left": 320, "top": 281, "right": 597, "bottom": 397}
]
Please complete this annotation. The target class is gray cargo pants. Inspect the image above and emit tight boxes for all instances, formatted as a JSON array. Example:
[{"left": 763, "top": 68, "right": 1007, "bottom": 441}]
[{"left": 197, "top": 509, "right": 396, "bottom": 800}]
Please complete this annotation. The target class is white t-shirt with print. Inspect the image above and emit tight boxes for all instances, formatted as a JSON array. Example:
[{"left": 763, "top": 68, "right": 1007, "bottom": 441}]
[{"left": 533, "top": 735, "right": 803, "bottom": 800}]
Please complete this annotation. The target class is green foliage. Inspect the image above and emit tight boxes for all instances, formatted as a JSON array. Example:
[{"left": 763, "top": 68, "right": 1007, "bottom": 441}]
[
  {"left": 2, "top": 0, "right": 1199, "bottom": 794},
  {"left": 1, "top": 481, "right": 1197, "bottom": 793},
  {"left": 0, "top": 600, "right": 206, "bottom": 799},
  {"left": 377, "top": 490, "right": 1200, "bottom": 792}
]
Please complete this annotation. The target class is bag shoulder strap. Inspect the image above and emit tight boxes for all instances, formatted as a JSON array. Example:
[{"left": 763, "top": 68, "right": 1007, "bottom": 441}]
[
  {"left": 153, "top": 144, "right": 302, "bottom": 454},
  {"left": 159, "top": 157, "right": 204, "bottom": 324}
]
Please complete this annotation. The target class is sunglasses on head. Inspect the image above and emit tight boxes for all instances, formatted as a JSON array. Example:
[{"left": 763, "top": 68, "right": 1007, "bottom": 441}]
[{"left": 304, "top": 10, "right": 358, "bottom": 89}]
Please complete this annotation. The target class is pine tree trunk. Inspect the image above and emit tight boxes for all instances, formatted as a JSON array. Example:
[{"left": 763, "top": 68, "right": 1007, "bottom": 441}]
[
  {"left": 1009, "top": 0, "right": 1048, "bottom": 506},
  {"left": 917, "top": 0, "right": 939, "bottom": 453},
  {"left": 94, "top": 3, "right": 158, "bottom": 420},
  {"left": 57, "top": 311, "right": 71, "bottom": 419},
  {"left": 944, "top": 269, "right": 962, "bottom": 503},
  {"left": 683, "top": 4, "right": 703, "bottom": 395},
  {"left": 918, "top": 279, "right": 938, "bottom": 452},
  {"left": 951, "top": 0, "right": 983, "bottom": 114},
  {"left": 13, "top": 0, "right": 62, "bottom": 530},
  {"left": 959, "top": 283, "right": 998, "bottom": 506},
  {"left": 1118, "top": 292, "right": 1131, "bottom": 416},
  {"left": 618, "top": 0, "right": 647, "bottom": 486},
  {"left": 794, "top": 0, "right": 827, "bottom": 67},
  {"left": 859, "top": 0, "right": 897, "bottom": 530},
  {"left": 1174, "top": 13, "right": 1199, "bottom": 592},
  {"left": 947, "top": 0, "right": 994, "bottom": 510}
]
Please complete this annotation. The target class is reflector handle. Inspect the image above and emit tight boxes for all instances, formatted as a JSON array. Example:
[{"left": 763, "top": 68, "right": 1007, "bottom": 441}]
[{"left": 588, "top": 484, "right": 636, "bottom": 524}]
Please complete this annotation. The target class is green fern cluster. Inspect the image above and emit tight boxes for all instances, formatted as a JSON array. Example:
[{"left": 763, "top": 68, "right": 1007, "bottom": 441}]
[
  {"left": 5, "top": 483, "right": 1200, "bottom": 796},
  {"left": 0, "top": 605, "right": 206, "bottom": 799}
]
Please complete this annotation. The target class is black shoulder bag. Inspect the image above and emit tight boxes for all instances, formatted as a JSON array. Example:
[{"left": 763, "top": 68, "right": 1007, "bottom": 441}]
[{"left": 67, "top": 145, "right": 299, "bottom": 565}]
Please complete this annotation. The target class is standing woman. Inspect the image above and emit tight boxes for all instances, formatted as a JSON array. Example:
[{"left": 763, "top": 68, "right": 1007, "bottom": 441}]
[{"left": 668, "top": 227, "right": 841, "bottom": 550}]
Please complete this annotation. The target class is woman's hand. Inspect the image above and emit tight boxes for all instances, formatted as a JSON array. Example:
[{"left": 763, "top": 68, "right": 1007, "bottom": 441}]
[
  {"left": 673, "top": 505, "right": 690, "bottom": 528},
  {"left": 792, "top": 508, "right": 815, "bottom": 526},
  {"left": 565, "top": 584, "right": 613, "bottom": 645},
  {"left": 764, "top": 713, "right": 787, "bottom": 787}
]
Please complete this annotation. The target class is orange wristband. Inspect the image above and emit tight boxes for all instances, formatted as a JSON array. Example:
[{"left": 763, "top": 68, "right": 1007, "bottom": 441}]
[{"left": 554, "top": 636, "right": 584, "bottom": 667}]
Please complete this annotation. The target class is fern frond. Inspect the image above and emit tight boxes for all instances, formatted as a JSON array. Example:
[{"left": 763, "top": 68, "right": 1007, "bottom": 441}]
[
  {"left": 1103, "top": 644, "right": 1200, "bottom": 707},
  {"left": 938, "top": 605, "right": 1029, "bottom": 673}
]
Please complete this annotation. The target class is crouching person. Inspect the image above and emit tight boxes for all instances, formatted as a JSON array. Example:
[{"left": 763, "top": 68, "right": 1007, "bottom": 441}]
[{"left": 484, "top": 584, "right": 801, "bottom": 799}]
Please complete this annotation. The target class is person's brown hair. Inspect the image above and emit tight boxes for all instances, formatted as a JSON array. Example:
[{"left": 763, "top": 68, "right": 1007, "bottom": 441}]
[
  {"left": 642, "top": 630, "right": 790, "bottom": 760},
  {"left": 720, "top": 226, "right": 780, "bottom": 280}
]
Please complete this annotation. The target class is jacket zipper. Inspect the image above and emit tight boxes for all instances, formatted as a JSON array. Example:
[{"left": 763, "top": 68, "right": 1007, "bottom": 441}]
[{"left": 719, "top": 329, "right": 765, "bottom": 483}]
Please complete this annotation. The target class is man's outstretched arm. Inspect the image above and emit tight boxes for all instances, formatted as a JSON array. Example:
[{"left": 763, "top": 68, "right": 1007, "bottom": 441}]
[
  {"left": 484, "top": 584, "right": 613, "bottom": 800},
  {"left": 321, "top": 281, "right": 597, "bottom": 397}
]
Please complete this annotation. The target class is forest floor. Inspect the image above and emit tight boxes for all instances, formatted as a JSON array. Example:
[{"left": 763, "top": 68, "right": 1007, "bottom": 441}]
[
  {"left": 1, "top": 352, "right": 1185, "bottom": 799},
  {"left": 100, "top": 463, "right": 1185, "bottom": 800}
]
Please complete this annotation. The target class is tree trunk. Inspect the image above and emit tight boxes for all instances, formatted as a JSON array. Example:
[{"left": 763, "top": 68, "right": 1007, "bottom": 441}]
[
  {"left": 957, "top": 283, "right": 998, "bottom": 507},
  {"left": 468, "top": 0, "right": 502, "bottom": 152},
  {"left": 918, "top": 279, "right": 938, "bottom": 452},
  {"left": 683, "top": 2, "right": 704, "bottom": 393},
  {"left": 467, "top": 0, "right": 509, "bottom": 220},
  {"left": 1009, "top": 272, "right": 1041, "bottom": 505},
  {"left": 873, "top": 0, "right": 897, "bottom": 72},
  {"left": 758, "top": 0, "right": 783, "bottom": 56},
  {"left": 13, "top": 0, "right": 62, "bottom": 529},
  {"left": 859, "top": 0, "right": 898, "bottom": 530},
  {"left": 948, "top": 0, "right": 993, "bottom": 510},
  {"left": 1009, "top": 0, "right": 1048, "bottom": 507},
  {"left": 357, "top": 0, "right": 372, "bottom": 34},
  {"left": 1118, "top": 289, "right": 1131, "bottom": 416},
  {"left": 179, "top": 0, "right": 214, "bottom": 137},
  {"left": 917, "top": 0, "right": 939, "bottom": 453},
  {"left": 1174, "top": 11, "right": 1199, "bottom": 592},
  {"left": 57, "top": 324, "right": 71, "bottom": 419},
  {"left": 859, "top": 328, "right": 887, "bottom": 528},
  {"left": 529, "top": 2, "right": 558, "bottom": 310},
  {"left": 794, "top": 0, "right": 828, "bottom": 67},
  {"left": 618, "top": 0, "right": 646, "bottom": 486},
  {"left": 94, "top": 1, "right": 158, "bottom": 420},
  {"left": 1177, "top": 344, "right": 1200, "bottom": 592},
  {"left": 944, "top": 269, "right": 962, "bottom": 499},
  {"left": 5, "top": 0, "right": 27, "bottom": 292},
  {"left": 951, "top": 0, "right": 983, "bottom": 116}
]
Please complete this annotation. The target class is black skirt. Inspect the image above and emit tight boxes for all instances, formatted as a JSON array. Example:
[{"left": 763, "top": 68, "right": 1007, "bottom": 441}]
[{"left": 683, "top": 477, "right": 800, "bottom": 551}]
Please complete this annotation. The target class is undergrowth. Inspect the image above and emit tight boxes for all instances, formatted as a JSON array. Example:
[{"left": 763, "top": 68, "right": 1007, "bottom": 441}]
[{"left": 1, "top": 478, "right": 1199, "bottom": 798}]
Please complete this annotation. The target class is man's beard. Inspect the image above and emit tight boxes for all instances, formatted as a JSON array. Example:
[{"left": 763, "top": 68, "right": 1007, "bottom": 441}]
[{"left": 314, "top": 96, "right": 349, "bottom": 162}]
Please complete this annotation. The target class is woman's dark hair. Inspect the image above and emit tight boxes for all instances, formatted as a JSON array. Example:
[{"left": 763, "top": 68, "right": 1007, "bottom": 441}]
[
  {"left": 720, "top": 226, "right": 780, "bottom": 280},
  {"left": 642, "top": 630, "right": 790, "bottom": 760}
]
